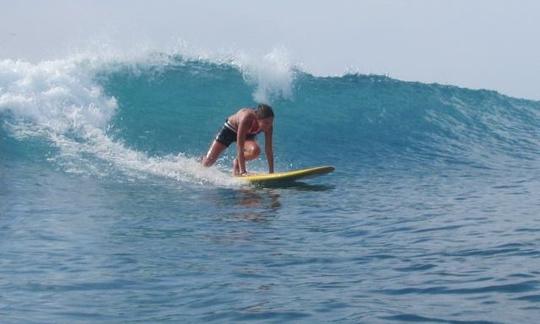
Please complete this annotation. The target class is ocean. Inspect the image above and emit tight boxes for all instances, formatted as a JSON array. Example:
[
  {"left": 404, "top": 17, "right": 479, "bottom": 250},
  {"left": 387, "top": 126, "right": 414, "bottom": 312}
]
[{"left": 1, "top": 51, "right": 539, "bottom": 322}]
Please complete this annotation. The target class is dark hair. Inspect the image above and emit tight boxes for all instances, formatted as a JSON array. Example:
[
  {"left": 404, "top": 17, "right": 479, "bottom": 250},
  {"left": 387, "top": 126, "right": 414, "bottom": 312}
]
[{"left": 256, "top": 104, "right": 274, "bottom": 119}]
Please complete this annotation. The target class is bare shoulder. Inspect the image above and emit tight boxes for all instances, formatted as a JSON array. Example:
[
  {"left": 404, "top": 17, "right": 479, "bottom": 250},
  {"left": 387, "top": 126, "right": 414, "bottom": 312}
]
[{"left": 238, "top": 108, "right": 255, "bottom": 117}]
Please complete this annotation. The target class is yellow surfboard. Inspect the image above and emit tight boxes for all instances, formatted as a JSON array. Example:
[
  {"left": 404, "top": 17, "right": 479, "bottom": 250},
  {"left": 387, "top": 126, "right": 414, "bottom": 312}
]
[{"left": 239, "top": 166, "right": 335, "bottom": 184}]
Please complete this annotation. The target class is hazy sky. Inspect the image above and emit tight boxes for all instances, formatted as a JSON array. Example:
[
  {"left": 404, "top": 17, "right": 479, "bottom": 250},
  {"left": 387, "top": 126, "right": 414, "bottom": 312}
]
[{"left": 1, "top": 0, "right": 539, "bottom": 100}]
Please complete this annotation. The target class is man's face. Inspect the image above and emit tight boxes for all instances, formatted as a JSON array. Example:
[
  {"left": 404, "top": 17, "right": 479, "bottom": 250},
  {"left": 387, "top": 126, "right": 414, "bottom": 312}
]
[{"left": 258, "top": 117, "right": 274, "bottom": 132}]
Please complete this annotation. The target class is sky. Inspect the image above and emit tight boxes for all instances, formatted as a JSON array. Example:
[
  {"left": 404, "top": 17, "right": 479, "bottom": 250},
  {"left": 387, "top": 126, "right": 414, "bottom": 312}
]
[{"left": 1, "top": 0, "right": 539, "bottom": 100}]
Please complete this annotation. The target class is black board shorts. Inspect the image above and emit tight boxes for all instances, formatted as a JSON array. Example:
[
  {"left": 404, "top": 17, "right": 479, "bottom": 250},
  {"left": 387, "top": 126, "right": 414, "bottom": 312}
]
[{"left": 215, "top": 120, "right": 257, "bottom": 147}]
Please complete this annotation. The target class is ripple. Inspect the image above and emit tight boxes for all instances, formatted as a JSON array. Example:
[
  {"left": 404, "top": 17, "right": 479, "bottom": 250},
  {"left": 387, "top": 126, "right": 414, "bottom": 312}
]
[
  {"left": 395, "top": 263, "right": 437, "bottom": 272},
  {"left": 378, "top": 280, "right": 539, "bottom": 295},
  {"left": 513, "top": 295, "right": 540, "bottom": 302},
  {"left": 381, "top": 313, "right": 499, "bottom": 323},
  {"left": 413, "top": 224, "right": 464, "bottom": 233}
]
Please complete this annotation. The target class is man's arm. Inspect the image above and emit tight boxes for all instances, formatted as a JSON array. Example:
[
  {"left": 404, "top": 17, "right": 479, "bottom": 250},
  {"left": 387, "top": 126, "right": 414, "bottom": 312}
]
[{"left": 265, "top": 126, "right": 274, "bottom": 173}]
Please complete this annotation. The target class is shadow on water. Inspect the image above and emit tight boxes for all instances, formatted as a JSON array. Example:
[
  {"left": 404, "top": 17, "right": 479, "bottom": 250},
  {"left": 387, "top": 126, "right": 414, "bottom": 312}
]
[
  {"left": 208, "top": 181, "right": 335, "bottom": 222},
  {"left": 236, "top": 188, "right": 282, "bottom": 209},
  {"left": 208, "top": 187, "right": 282, "bottom": 222},
  {"left": 230, "top": 188, "right": 283, "bottom": 222}
]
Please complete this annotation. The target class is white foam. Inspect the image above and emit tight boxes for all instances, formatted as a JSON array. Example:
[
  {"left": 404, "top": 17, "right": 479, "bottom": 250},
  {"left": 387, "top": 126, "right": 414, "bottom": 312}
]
[{"left": 0, "top": 58, "right": 116, "bottom": 132}]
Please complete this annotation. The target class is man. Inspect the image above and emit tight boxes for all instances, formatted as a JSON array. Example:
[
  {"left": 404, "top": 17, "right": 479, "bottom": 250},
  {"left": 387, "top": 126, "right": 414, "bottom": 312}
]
[{"left": 202, "top": 104, "right": 274, "bottom": 176}]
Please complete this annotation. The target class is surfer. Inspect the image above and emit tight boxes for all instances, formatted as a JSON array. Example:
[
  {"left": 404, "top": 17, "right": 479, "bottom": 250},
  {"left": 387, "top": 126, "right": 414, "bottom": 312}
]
[{"left": 202, "top": 104, "right": 274, "bottom": 176}]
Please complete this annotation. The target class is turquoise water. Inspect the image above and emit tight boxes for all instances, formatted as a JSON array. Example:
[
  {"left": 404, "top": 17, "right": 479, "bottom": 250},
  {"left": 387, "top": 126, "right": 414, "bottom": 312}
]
[{"left": 1, "top": 54, "right": 540, "bottom": 322}]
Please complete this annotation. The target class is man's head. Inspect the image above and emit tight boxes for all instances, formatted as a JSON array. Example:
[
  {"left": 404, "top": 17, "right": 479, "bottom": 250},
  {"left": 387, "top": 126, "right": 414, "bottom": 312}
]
[
  {"left": 256, "top": 104, "right": 274, "bottom": 119},
  {"left": 256, "top": 103, "right": 274, "bottom": 131}
]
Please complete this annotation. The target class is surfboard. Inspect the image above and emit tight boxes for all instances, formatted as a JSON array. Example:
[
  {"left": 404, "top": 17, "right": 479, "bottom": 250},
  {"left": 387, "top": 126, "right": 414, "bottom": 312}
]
[{"left": 239, "top": 166, "right": 335, "bottom": 184}]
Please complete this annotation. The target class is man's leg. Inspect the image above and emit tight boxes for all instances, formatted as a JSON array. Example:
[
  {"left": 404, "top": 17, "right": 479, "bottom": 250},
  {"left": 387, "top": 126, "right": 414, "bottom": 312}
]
[
  {"left": 202, "top": 140, "right": 227, "bottom": 167},
  {"left": 243, "top": 140, "right": 261, "bottom": 160}
]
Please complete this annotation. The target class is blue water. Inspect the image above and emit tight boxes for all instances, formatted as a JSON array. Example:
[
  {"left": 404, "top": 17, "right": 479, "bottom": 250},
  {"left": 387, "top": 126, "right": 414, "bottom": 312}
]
[{"left": 1, "top": 54, "right": 540, "bottom": 322}]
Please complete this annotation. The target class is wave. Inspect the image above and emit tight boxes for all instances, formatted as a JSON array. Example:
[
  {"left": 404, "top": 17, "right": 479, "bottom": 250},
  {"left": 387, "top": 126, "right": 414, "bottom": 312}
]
[{"left": 1, "top": 49, "right": 539, "bottom": 185}]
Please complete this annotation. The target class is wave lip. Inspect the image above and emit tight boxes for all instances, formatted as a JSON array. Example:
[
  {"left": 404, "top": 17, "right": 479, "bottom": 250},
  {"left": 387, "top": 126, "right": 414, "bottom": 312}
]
[{"left": 0, "top": 56, "right": 243, "bottom": 186}]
